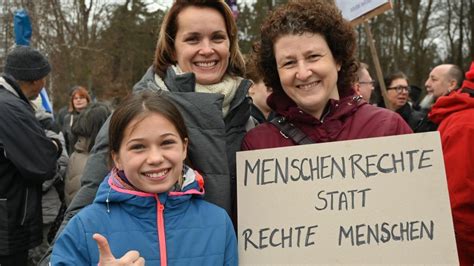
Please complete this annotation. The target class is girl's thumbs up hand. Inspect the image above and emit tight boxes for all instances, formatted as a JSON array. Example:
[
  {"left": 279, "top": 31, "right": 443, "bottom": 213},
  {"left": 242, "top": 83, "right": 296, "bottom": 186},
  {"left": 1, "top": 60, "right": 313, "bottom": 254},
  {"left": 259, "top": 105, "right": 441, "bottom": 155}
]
[{"left": 93, "top": 233, "right": 145, "bottom": 265}]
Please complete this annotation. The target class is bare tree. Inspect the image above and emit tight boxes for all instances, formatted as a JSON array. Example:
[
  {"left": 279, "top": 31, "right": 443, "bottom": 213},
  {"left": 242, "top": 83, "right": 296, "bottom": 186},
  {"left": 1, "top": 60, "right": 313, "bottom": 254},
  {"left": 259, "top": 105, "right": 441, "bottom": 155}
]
[
  {"left": 357, "top": 0, "right": 441, "bottom": 88},
  {"left": 2, "top": 0, "right": 472, "bottom": 109}
]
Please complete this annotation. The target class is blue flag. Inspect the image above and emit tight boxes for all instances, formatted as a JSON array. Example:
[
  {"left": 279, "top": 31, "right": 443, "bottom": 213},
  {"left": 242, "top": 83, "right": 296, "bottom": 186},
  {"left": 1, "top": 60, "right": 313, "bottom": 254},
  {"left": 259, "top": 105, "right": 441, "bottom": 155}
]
[{"left": 13, "top": 9, "right": 32, "bottom": 46}]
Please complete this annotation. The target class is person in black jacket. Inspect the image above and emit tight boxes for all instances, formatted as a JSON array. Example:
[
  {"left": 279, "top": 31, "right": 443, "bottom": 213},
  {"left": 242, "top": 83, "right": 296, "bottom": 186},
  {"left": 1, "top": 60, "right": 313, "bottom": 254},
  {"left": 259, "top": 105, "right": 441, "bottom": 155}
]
[
  {"left": 0, "top": 45, "right": 62, "bottom": 266},
  {"left": 376, "top": 71, "right": 424, "bottom": 131}
]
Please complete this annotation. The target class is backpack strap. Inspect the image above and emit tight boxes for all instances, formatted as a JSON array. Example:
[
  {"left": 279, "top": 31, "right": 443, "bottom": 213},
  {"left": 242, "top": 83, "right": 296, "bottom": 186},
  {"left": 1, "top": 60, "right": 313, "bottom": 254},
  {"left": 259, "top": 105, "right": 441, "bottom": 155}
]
[{"left": 270, "top": 116, "right": 315, "bottom": 145}]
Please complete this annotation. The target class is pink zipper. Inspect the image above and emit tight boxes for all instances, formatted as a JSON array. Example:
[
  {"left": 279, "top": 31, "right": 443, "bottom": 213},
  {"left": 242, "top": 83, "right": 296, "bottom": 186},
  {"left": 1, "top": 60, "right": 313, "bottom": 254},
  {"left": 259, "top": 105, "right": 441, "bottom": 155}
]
[{"left": 155, "top": 195, "right": 167, "bottom": 266}]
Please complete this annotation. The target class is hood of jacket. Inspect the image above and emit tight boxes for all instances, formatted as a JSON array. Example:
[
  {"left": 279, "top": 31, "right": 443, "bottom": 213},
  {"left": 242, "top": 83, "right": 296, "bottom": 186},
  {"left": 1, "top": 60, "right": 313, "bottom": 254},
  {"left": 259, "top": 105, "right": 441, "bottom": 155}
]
[
  {"left": 429, "top": 90, "right": 474, "bottom": 125},
  {"left": 94, "top": 166, "right": 205, "bottom": 214},
  {"left": 73, "top": 136, "right": 90, "bottom": 154},
  {"left": 133, "top": 66, "right": 163, "bottom": 93},
  {"left": 0, "top": 74, "right": 33, "bottom": 109},
  {"left": 133, "top": 66, "right": 197, "bottom": 94}
]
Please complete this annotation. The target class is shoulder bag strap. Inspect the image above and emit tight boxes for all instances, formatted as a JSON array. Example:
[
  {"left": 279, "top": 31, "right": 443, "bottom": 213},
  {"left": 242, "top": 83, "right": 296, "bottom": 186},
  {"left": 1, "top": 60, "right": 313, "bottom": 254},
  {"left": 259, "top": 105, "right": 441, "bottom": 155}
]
[{"left": 270, "top": 116, "right": 315, "bottom": 145}]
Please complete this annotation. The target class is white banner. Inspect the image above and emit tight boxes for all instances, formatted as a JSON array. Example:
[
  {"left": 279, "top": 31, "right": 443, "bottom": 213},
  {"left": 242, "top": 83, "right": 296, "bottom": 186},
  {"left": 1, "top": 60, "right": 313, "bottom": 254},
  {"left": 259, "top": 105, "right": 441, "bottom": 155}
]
[
  {"left": 336, "top": 0, "right": 390, "bottom": 21},
  {"left": 237, "top": 132, "right": 458, "bottom": 264}
]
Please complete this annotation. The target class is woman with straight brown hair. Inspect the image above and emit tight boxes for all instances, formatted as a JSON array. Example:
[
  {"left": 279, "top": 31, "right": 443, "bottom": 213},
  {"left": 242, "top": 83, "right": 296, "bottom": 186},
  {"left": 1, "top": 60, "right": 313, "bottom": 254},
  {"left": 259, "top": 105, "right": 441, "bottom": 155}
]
[{"left": 128, "top": 0, "right": 251, "bottom": 219}]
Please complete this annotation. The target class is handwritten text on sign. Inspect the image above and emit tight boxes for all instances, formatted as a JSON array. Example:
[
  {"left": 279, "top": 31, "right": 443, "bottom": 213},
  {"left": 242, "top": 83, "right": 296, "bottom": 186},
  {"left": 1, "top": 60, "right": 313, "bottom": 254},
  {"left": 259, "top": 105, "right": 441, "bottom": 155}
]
[{"left": 236, "top": 132, "right": 457, "bottom": 264}]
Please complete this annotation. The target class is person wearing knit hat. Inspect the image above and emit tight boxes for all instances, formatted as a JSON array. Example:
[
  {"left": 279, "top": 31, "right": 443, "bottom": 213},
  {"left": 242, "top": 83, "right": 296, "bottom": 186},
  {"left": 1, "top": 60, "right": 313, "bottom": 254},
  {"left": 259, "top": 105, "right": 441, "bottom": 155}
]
[
  {"left": 429, "top": 61, "right": 474, "bottom": 266},
  {"left": 3, "top": 45, "right": 51, "bottom": 100},
  {"left": 0, "top": 45, "right": 60, "bottom": 266}
]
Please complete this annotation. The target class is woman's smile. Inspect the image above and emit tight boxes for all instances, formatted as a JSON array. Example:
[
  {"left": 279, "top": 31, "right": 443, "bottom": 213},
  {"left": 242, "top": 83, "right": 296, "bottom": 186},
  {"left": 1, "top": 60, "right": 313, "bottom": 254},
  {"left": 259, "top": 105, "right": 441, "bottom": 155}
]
[
  {"left": 194, "top": 60, "right": 218, "bottom": 68},
  {"left": 297, "top": 81, "right": 321, "bottom": 91}
]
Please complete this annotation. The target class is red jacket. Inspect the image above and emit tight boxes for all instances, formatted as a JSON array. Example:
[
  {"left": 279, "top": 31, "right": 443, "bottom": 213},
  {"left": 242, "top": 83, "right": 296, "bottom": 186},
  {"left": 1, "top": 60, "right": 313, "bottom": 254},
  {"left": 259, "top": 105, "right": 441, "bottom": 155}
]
[
  {"left": 242, "top": 92, "right": 412, "bottom": 150},
  {"left": 430, "top": 90, "right": 474, "bottom": 266}
]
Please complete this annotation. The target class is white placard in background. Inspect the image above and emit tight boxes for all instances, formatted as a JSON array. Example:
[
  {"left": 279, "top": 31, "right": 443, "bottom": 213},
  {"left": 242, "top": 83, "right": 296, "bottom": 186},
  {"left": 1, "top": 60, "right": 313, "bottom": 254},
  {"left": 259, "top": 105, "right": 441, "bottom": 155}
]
[{"left": 336, "top": 0, "right": 390, "bottom": 21}]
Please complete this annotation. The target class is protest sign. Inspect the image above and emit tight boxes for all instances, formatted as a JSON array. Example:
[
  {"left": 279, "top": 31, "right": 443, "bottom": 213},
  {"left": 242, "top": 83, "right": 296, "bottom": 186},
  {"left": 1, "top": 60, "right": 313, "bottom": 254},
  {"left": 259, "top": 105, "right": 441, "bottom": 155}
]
[
  {"left": 335, "top": 0, "right": 392, "bottom": 26},
  {"left": 237, "top": 132, "right": 458, "bottom": 264},
  {"left": 335, "top": 0, "right": 393, "bottom": 103}
]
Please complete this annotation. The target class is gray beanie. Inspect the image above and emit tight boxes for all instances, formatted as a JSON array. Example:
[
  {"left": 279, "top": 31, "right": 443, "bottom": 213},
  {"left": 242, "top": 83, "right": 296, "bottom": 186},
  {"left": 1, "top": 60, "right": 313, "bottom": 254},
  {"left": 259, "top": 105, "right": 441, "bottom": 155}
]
[{"left": 4, "top": 45, "right": 51, "bottom": 81}]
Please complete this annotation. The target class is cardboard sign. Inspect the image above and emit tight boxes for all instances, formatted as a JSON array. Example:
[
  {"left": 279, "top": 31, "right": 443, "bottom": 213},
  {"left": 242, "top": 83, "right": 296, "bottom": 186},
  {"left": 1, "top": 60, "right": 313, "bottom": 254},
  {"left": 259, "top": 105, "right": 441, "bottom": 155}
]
[
  {"left": 335, "top": 0, "right": 392, "bottom": 26},
  {"left": 237, "top": 132, "right": 458, "bottom": 264}
]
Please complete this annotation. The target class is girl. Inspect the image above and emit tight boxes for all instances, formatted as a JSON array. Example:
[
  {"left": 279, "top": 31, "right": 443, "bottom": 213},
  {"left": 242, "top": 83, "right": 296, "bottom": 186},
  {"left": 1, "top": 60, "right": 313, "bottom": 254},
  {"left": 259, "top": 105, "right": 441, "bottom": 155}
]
[{"left": 52, "top": 92, "right": 237, "bottom": 265}]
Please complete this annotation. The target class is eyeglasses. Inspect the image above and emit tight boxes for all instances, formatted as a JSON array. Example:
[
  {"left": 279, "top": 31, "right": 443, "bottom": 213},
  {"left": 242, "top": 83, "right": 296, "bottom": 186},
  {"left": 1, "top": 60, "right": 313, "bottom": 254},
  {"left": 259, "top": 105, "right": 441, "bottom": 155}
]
[
  {"left": 387, "top": 85, "right": 411, "bottom": 94},
  {"left": 359, "top": 80, "right": 376, "bottom": 86}
]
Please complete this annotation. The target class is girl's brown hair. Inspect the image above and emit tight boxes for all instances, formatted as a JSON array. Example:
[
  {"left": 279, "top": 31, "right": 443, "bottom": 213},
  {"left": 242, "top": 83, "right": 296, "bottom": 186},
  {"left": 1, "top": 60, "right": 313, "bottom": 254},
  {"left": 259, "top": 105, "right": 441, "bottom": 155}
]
[{"left": 108, "top": 91, "right": 188, "bottom": 165}]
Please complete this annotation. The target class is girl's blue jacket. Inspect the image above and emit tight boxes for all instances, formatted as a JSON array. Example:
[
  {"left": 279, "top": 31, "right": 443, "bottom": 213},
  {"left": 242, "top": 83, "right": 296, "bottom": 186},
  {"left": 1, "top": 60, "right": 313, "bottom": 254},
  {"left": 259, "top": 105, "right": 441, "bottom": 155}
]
[{"left": 51, "top": 167, "right": 237, "bottom": 265}]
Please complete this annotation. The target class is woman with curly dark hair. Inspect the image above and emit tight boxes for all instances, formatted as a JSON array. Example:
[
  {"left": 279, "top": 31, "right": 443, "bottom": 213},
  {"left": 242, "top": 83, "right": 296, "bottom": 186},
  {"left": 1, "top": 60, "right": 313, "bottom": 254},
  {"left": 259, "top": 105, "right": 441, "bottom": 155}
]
[{"left": 242, "top": 0, "right": 412, "bottom": 150}]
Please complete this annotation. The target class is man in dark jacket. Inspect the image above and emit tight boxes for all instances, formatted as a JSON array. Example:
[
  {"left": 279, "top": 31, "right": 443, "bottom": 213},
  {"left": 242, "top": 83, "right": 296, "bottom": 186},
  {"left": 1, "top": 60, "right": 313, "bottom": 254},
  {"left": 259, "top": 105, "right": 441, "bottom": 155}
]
[{"left": 0, "top": 45, "right": 61, "bottom": 266}]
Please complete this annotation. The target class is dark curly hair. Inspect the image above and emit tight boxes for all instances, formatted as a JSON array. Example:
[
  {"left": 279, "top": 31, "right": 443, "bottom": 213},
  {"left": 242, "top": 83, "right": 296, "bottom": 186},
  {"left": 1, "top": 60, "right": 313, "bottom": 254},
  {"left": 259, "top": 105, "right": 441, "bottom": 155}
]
[{"left": 256, "top": 0, "right": 357, "bottom": 97}]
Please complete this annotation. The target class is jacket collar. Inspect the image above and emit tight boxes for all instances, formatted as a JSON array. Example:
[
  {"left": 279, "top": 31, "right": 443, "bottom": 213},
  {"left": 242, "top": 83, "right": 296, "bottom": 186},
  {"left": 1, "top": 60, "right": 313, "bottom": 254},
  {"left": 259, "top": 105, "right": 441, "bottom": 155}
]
[
  {"left": 73, "top": 136, "right": 90, "bottom": 153},
  {"left": 268, "top": 90, "right": 364, "bottom": 124},
  {"left": 0, "top": 76, "right": 19, "bottom": 98},
  {"left": 429, "top": 89, "right": 474, "bottom": 124},
  {"left": 0, "top": 74, "right": 33, "bottom": 109},
  {"left": 94, "top": 166, "right": 205, "bottom": 209},
  {"left": 395, "top": 103, "right": 412, "bottom": 121},
  {"left": 134, "top": 66, "right": 252, "bottom": 119},
  {"left": 163, "top": 66, "right": 196, "bottom": 93}
]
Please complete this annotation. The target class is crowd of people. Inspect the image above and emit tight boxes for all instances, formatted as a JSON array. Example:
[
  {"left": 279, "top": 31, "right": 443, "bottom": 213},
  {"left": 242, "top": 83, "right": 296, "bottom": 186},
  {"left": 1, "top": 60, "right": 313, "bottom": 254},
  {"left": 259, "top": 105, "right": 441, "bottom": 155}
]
[{"left": 0, "top": 0, "right": 472, "bottom": 265}]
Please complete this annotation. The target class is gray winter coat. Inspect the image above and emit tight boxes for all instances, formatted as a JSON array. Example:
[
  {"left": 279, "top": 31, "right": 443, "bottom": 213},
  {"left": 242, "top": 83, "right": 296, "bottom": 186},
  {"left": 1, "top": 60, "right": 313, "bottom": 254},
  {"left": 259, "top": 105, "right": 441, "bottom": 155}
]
[
  {"left": 64, "top": 137, "right": 90, "bottom": 206},
  {"left": 35, "top": 109, "right": 69, "bottom": 224}
]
